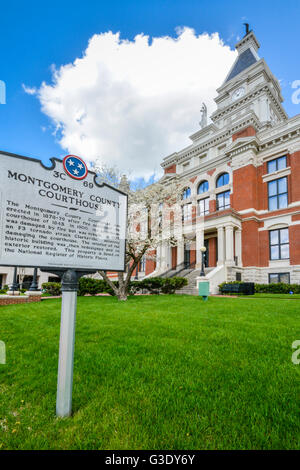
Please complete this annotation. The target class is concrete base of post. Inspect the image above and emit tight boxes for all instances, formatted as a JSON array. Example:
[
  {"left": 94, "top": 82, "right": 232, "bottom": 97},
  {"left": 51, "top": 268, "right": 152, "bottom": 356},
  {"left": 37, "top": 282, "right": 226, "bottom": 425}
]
[{"left": 25, "top": 291, "right": 41, "bottom": 296}]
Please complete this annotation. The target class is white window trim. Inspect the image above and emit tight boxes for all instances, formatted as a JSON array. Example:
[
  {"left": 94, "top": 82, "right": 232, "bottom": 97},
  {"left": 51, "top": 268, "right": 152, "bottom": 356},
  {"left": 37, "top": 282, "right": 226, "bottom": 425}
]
[{"left": 262, "top": 167, "right": 291, "bottom": 183}]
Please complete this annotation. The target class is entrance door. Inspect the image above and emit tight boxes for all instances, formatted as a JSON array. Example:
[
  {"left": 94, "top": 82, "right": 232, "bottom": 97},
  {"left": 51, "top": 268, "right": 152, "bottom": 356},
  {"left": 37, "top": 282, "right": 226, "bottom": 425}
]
[
  {"left": 204, "top": 239, "right": 209, "bottom": 267},
  {"left": 171, "top": 247, "right": 177, "bottom": 270},
  {"left": 184, "top": 244, "right": 190, "bottom": 268}
]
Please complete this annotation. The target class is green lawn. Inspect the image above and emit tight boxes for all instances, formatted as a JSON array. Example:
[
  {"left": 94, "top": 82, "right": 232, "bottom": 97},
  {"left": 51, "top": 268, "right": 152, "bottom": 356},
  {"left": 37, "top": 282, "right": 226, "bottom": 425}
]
[{"left": 0, "top": 295, "right": 299, "bottom": 450}]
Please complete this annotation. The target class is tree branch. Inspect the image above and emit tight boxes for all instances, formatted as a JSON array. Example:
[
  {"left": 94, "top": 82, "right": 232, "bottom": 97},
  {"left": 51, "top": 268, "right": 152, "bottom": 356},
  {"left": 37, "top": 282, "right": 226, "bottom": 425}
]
[{"left": 98, "top": 270, "right": 119, "bottom": 295}]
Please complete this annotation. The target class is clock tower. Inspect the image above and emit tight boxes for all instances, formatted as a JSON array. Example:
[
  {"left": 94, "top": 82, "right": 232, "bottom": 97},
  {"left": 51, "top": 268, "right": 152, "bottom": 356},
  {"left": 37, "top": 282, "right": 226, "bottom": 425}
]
[{"left": 210, "top": 29, "right": 288, "bottom": 131}]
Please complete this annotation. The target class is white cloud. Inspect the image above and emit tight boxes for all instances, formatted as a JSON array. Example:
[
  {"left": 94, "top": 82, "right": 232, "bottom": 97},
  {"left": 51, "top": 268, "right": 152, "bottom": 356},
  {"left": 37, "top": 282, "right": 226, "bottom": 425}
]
[
  {"left": 34, "top": 28, "right": 236, "bottom": 178},
  {"left": 22, "top": 84, "right": 37, "bottom": 95}
]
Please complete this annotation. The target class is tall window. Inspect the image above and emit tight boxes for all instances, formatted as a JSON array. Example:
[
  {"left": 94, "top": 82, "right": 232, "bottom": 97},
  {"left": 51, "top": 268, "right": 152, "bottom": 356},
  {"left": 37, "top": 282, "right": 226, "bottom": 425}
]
[
  {"left": 197, "top": 180, "right": 209, "bottom": 194},
  {"left": 217, "top": 191, "right": 230, "bottom": 211},
  {"left": 182, "top": 187, "right": 191, "bottom": 200},
  {"left": 216, "top": 172, "right": 229, "bottom": 188},
  {"left": 269, "top": 228, "right": 289, "bottom": 260},
  {"left": 269, "top": 273, "right": 290, "bottom": 284},
  {"left": 139, "top": 256, "right": 146, "bottom": 272},
  {"left": 267, "top": 156, "right": 287, "bottom": 174},
  {"left": 198, "top": 198, "right": 209, "bottom": 216},
  {"left": 158, "top": 214, "right": 162, "bottom": 230},
  {"left": 182, "top": 203, "right": 192, "bottom": 222},
  {"left": 268, "top": 177, "right": 288, "bottom": 210}
]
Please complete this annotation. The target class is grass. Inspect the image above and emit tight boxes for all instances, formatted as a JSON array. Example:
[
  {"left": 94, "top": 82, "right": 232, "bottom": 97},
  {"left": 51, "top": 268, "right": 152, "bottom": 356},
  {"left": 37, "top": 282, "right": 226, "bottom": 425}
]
[
  {"left": 252, "top": 293, "right": 300, "bottom": 299},
  {"left": 0, "top": 295, "right": 299, "bottom": 450}
]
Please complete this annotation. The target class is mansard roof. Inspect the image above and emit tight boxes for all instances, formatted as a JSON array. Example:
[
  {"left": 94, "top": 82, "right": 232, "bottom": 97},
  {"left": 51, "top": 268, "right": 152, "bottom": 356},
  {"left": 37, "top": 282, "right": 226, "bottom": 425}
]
[{"left": 224, "top": 47, "right": 258, "bottom": 83}]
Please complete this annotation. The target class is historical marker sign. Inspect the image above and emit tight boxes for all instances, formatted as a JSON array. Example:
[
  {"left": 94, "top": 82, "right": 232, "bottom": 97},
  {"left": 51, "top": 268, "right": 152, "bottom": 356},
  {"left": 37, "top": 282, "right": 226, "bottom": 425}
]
[
  {"left": 0, "top": 150, "right": 128, "bottom": 417},
  {"left": 0, "top": 151, "right": 127, "bottom": 271}
]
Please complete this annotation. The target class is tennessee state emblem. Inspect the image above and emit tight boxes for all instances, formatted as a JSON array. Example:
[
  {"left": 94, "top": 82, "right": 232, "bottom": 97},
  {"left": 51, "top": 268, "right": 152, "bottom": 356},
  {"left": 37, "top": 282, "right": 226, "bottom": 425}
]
[{"left": 63, "top": 155, "right": 88, "bottom": 180}]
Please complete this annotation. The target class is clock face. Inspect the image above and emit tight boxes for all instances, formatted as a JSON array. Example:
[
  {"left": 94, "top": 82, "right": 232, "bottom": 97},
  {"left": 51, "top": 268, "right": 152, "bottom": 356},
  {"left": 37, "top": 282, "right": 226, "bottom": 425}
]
[{"left": 232, "top": 86, "right": 245, "bottom": 101}]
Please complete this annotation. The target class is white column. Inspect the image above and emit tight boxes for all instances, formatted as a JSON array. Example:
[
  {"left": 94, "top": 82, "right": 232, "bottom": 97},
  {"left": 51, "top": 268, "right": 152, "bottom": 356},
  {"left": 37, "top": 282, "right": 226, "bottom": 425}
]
[
  {"left": 39, "top": 270, "right": 50, "bottom": 288},
  {"left": 167, "top": 245, "right": 171, "bottom": 269},
  {"left": 156, "top": 242, "right": 162, "bottom": 271},
  {"left": 6, "top": 267, "right": 14, "bottom": 286},
  {"left": 225, "top": 225, "right": 234, "bottom": 264},
  {"left": 161, "top": 241, "right": 168, "bottom": 271},
  {"left": 217, "top": 226, "right": 225, "bottom": 266},
  {"left": 196, "top": 229, "right": 204, "bottom": 267},
  {"left": 177, "top": 238, "right": 185, "bottom": 268},
  {"left": 235, "top": 229, "right": 242, "bottom": 266}
]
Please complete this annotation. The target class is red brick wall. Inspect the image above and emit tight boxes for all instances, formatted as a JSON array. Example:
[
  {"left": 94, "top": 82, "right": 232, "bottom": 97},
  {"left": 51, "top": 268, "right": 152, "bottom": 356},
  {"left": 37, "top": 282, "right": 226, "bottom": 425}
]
[
  {"left": 232, "top": 164, "right": 258, "bottom": 211},
  {"left": 190, "top": 248, "right": 196, "bottom": 266},
  {"left": 208, "top": 237, "right": 217, "bottom": 267},
  {"left": 191, "top": 204, "right": 197, "bottom": 221},
  {"left": 232, "top": 126, "right": 256, "bottom": 142},
  {"left": 209, "top": 199, "right": 216, "bottom": 212},
  {"left": 257, "top": 164, "right": 268, "bottom": 211},
  {"left": 290, "top": 151, "right": 300, "bottom": 203},
  {"left": 241, "top": 219, "right": 269, "bottom": 267},
  {"left": 289, "top": 225, "right": 300, "bottom": 265},
  {"left": 258, "top": 230, "right": 269, "bottom": 267},
  {"left": 171, "top": 247, "right": 177, "bottom": 269},
  {"left": 164, "top": 164, "right": 176, "bottom": 174},
  {"left": 145, "top": 250, "right": 156, "bottom": 275},
  {"left": 241, "top": 220, "right": 259, "bottom": 266},
  {"left": 0, "top": 295, "right": 41, "bottom": 306}
]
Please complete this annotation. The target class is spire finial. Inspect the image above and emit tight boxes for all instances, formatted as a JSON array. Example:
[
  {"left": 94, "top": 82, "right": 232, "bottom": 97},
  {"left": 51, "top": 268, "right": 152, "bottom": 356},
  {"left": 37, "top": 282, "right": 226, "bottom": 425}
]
[{"left": 243, "top": 23, "right": 250, "bottom": 36}]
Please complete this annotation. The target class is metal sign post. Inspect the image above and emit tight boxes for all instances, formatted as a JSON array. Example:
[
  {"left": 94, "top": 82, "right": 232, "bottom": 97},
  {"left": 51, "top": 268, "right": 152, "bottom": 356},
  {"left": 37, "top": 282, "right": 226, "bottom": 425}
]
[
  {"left": 56, "top": 270, "right": 79, "bottom": 417},
  {"left": 42, "top": 268, "right": 96, "bottom": 417}
]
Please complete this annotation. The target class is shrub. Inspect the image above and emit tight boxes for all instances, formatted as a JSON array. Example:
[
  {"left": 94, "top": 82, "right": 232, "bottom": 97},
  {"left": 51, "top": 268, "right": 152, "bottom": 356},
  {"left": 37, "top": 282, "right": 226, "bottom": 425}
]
[
  {"left": 219, "top": 281, "right": 300, "bottom": 295},
  {"left": 139, "top": 277, "right": 164, "bottom": 294},
  {"left": 0, "top": 285, "right": 9, "bottom": 294},
  {"left": 41, "top": 276, "right": 189, "bottom": 297},
  {"left": 254, "top": 283, "right": 300, "bottom": 294},
  {"left": 78, "top": 278, "right": 107, "bottom": 296},
  {"left": 42, "top": 282, "right": 61, "bottom": 296},
  {"left": 161, "top": 277, "right": 188, "bottom": 294}
]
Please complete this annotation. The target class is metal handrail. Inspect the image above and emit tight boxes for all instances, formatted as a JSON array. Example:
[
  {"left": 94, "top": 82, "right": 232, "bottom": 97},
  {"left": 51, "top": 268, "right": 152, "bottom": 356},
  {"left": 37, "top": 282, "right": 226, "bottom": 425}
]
[{"left": 159, "top": 261, "right": 196, "bottom": 278}]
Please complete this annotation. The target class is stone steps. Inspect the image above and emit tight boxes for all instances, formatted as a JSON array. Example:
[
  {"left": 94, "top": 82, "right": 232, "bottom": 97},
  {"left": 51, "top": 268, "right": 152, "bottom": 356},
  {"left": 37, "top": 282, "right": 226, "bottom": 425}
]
[{"left": 175, "top": 268, "right": 213, "bottom": 295}]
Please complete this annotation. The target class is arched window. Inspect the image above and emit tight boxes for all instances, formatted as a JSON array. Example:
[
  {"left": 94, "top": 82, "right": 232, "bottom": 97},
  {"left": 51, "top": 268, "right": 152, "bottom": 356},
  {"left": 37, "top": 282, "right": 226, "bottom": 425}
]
[
  {"left": 216, "top": 172, "right": 229, "bottom": 188},
  {"left": 182, "top": 187, "right": 191, "bottom": 200},
  {"left": 197, "top": 180, "right": 209, "bottom": 194}
]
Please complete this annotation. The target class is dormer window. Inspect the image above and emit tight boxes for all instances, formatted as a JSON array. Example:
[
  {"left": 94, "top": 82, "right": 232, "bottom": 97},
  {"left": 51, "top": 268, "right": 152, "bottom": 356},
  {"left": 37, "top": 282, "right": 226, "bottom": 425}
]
[
  {"left": 267, "top": 156, "right": 287, "bottom": 174},
  {"left": 216, "top": 172, "right": 229, "bottom": 188}
]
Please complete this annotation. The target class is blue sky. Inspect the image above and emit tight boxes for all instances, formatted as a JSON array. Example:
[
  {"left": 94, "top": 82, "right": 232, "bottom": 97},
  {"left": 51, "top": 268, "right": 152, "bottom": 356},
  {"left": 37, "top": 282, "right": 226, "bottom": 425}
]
[{"left": 1, "top": 0, "right": 300, "bottom": 173}]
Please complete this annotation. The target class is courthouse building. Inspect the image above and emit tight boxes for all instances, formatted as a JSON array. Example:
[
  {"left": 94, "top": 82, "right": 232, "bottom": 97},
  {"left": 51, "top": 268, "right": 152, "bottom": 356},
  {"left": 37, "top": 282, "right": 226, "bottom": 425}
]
[{"left": 143, "top": 30, "right": 300, "bottom": 293}]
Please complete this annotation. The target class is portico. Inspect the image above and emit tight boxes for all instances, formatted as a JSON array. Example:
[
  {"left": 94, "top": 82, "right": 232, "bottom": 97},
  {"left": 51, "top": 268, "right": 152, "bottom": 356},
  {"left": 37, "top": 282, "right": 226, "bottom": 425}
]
[{"left": 156, "top": 213, "right": 242, "bottom": 275}]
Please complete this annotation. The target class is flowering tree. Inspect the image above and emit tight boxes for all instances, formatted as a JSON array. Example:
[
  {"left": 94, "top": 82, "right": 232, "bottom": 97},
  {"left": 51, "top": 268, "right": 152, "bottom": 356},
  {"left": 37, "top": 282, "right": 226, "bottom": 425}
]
[{"left": 95, "top": 164, "right": 190, "bottom": 300}]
